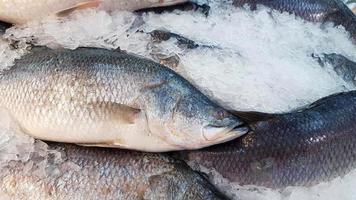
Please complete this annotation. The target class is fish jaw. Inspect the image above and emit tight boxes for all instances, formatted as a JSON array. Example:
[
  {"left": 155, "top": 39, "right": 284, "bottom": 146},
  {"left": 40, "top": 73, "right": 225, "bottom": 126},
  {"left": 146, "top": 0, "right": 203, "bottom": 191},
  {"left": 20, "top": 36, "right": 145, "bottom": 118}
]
[
  {"left": 202, "top": 124, "right": 248, "bottom": 142},
  {"left": 196, "top": 123, "right": 249, "bottom": 149}
]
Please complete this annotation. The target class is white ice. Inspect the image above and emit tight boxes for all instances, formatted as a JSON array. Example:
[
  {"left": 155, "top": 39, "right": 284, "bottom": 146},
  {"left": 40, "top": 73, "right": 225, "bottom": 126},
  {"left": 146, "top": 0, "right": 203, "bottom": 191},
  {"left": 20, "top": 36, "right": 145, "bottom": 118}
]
[{"left": 0, "top": 1, "right": 356, "bottom": 200}]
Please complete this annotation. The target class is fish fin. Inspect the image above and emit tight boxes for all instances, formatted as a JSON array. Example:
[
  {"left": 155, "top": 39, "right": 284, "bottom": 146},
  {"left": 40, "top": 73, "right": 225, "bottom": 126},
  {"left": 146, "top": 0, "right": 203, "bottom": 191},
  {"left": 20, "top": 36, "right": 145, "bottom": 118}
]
[
  {"left": 56, "top": 0, "right": 101, "bottom": 17},
  {"left": 229, "top": 111, "right": 278, "bottom": 124},
  {"left": 104, "top": 102, "right": 141, "bottom": 124},
  {"left": 77, "top": 138, "right": 128, "bottom": 148}
]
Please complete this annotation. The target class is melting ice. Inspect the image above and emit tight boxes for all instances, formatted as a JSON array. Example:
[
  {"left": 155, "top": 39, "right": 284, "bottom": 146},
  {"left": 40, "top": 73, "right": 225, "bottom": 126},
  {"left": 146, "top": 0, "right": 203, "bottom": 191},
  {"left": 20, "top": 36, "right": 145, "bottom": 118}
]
[{"left": 1, "top": 1, "right": 356, "bottom": 200}]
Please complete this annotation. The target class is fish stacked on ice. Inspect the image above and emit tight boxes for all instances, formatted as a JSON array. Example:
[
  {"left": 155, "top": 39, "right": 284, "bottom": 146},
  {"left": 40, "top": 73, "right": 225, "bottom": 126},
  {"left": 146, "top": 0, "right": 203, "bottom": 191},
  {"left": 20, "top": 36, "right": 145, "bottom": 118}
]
[
  {"left": 0, "top": 141, "right": 228, "bottom": 200},
  {"left": 0, "top": 0, "right": 188, "bottom": 24}
]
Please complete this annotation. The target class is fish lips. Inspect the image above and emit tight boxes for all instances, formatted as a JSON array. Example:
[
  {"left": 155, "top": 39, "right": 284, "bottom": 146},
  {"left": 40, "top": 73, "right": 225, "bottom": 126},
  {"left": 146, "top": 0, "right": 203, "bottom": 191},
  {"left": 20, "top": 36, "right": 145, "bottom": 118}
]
[{"left": 202, "top": 122, "right": 249, "bottom": 144}]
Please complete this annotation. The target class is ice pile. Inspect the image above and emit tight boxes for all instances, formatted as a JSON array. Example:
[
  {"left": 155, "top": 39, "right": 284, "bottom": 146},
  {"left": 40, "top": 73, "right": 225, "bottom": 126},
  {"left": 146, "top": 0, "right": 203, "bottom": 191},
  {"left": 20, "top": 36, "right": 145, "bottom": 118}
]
[
  {"left": 4, "top": 4, "right": 356, "bottom": 112},
  {"left": 1, "top": 1, "right": 356, "bottom": 200}
]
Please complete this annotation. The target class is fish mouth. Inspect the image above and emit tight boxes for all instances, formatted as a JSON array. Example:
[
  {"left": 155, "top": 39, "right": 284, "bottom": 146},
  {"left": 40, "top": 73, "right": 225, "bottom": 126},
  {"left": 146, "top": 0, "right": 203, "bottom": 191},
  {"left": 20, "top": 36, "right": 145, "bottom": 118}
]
[{"left": 202, "top": 122, "right": 249, "bottom": 143}]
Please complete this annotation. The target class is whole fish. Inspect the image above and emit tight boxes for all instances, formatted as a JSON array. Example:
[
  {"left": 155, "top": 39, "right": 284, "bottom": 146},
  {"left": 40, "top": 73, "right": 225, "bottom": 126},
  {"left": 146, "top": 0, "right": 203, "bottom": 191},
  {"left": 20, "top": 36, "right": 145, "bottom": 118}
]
[
  {"left": 0, "top": 141, "right": 229, "bottom": 200},
  {"left": 177, "top": 91, "right": 356, "bottom": 188},
  {"left": 0, "top": 47, "right": 247, "bottom": 152},
  {"left": 233, "top": 0, "right": 356, "bottom": 40},
  {"left": 313, "top": 53, "right": 356, "bottom": 86},
  {"left": 0, "top": 0, "right": 188, "bottom": 24}
]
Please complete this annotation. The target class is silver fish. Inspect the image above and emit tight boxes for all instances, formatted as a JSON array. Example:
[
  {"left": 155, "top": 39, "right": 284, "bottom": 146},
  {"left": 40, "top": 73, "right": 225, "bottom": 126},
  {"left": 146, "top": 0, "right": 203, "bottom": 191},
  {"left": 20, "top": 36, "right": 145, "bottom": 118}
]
[
  {"left": 233, "top": 0, "right": 356, "bottom": 40},
  {"left": 0, "top": 141, "right": 229, "bottom": 200},
  {"left": 313, "top": 53, "right": 356, "bottom": 86},
  {"left": 0, "top": 47, "right": 248, "bottom": 152},
  {"left": 0, "top": 0, "right": 188, "bottom": 24}
]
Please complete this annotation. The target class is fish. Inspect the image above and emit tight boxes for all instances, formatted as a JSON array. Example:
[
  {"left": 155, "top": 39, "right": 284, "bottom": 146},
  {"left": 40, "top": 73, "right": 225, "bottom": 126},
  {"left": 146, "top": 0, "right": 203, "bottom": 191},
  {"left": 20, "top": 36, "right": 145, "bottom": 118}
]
[
  {"left": 0, "top": 47, "right": 248, "bottom": 152},
  {"left": 176, "top": 91, "right": 356, "bottom": 188},
  {"left": 233, "top": 0, "right": 356, "bottom": 40},
  {"left": 313, "top": 53, "right": 356, "bottom": 86},
  {"left": 150, "top": 29, "right": 202, "bottom": 49},
  {"left": 0, "top": 0, "right": 188, "bottom": 24},
  {"left": 136, "top": 1, "right": 210, "bottom": 16},
  {"left": 0, "top": 141, "right": 229, "bottom": 200}
]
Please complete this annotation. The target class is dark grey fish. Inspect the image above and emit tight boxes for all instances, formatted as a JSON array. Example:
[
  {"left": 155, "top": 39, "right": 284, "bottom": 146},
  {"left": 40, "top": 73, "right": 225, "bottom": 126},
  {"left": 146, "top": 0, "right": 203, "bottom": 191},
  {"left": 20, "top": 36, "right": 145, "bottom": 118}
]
[
  {"left": 0, "top": 141, "right": 229, "bottom": 200},
  {"left": 313, "top": 53, "right": 356, "bottom": 86},
  {"left": 177, "top": 91, "right": 356, "bottom": 188},
  {"left": 233, "top": 0, "right": 356, "bottom": 40}
]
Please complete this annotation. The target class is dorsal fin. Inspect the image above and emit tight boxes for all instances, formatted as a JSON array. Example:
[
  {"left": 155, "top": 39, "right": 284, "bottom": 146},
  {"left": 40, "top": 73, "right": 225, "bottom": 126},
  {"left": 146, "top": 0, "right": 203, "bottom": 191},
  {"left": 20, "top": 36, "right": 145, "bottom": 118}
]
[{"left": 229, "top": 111, "right": 278, "bottom": 124}]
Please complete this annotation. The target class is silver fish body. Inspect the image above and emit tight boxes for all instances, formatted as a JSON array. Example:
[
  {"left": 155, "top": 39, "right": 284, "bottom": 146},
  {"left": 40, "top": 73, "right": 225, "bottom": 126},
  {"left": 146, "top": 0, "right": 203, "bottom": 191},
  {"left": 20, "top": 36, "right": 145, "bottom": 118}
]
[
  {"left": 178, "top": 91, "right": 356, "bottom": 188},
  {"left": 313, "top": 53, "right": 356, "bottom": 86},
  {"left": 0, "top": 47, "right": 247, "bottom": 152},
  {"left": 233, "top": 0, "right": 356, "bottom": 40},
  {"left": 0, "top": 0, "right": 188, "bottom": 24},
  {"left": 0, "top": 141, "right": 229, "bottom": 200}
]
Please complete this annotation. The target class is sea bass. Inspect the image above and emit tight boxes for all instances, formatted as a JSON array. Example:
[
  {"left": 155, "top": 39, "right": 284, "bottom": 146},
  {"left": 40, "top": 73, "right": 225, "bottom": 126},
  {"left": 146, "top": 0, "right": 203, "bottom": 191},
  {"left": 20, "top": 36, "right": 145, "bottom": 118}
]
[
  {"left": 178, "top": 91, "right": 356, "bottom": 188},
  {"left": 0, "top": 47, "right": 247, "bottom": 152},
  {"left": 0, "top": 141, "right": 229, "bottom": 200},
  {"left": 313, "top": 53, "right": 356, "bottom": 86},
  {"left": 233, "top": 0, "right": 356, "bottom": 40},
  {"left": 0, "top": 0, "right": 188, "bottom": 24}
]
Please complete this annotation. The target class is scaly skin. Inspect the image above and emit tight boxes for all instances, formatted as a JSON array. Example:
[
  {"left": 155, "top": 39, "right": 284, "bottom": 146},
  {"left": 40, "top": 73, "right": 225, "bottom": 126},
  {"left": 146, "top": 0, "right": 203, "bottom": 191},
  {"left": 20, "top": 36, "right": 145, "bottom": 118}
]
[
  {"left": 0, "top": 142, "right": 228, "bottom": 200},
  {"left": 313, "top": 53, "right": 356, "bottom": 86},
  {"left": 0, "top": 47, "right": 247, "bottom": 152},
  {"left": 179, "top": 91, "right": 356, "bottom": 188},
  {"left": 233, "top": 0, "right": 356, "bottom": 40}
]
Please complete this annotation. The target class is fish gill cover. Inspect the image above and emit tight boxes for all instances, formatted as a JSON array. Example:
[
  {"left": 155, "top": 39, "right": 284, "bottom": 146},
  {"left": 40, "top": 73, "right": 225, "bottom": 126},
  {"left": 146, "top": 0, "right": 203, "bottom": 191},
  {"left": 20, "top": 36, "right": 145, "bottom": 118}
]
[{"left": 0, "top": 0, "right": 356, "bottom": 200}]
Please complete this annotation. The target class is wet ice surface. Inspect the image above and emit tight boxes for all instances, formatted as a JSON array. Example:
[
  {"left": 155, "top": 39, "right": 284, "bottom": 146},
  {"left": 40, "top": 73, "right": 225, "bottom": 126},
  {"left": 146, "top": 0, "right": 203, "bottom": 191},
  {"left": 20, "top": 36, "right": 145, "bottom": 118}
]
[{"left": 0, "top": 2, "right": 356, "bottom": 200}]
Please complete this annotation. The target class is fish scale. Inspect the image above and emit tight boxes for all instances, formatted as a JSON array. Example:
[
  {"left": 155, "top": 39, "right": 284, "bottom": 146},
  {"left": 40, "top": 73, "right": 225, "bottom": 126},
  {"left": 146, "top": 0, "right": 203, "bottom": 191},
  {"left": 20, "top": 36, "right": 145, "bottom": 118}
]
[
  {"left": 233, "top": 0, "right": 356, "bottom": 40},
  {"left": 179, "top": 91, "right": 356, "bottom": 188},
  {"left": 1, "top": 142, "right": 229, "bottom": 200},
  {"left": 0, "top": 47, "right": 247, "bottom": 151}
]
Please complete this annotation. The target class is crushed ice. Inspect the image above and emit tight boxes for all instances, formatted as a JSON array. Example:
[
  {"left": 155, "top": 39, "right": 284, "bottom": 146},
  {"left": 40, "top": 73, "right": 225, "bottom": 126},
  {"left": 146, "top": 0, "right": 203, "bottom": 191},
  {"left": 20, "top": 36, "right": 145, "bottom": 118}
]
[{"left": 0, "top": 1, "right": 356, "bottom": 199}]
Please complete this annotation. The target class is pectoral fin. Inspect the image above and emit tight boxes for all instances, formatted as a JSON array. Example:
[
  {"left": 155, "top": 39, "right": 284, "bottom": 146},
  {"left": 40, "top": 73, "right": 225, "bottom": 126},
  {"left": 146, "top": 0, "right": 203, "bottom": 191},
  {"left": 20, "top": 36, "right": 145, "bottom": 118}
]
[
  {"left": 107, "top": 102, "right": 141, "bottom": 124},
  {"left": 56, "top": 0, "right": 101, "bottom": 17}
]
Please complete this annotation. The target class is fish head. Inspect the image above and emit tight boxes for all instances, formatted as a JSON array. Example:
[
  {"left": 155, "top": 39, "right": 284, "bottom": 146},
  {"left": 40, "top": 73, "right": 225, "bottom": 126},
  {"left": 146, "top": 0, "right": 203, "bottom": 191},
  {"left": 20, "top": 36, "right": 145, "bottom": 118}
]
[
  {"left": 154, "top": 90, "right": 249, "bottom": 149},
  {"left": 143, "top": 75, "right": 248, "bottom": 150}
]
